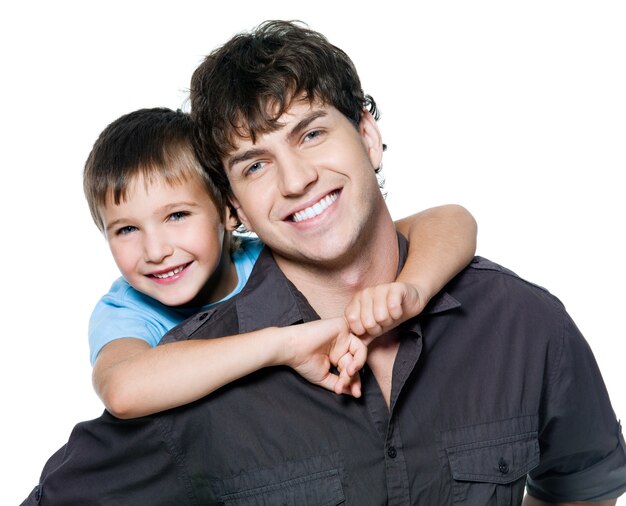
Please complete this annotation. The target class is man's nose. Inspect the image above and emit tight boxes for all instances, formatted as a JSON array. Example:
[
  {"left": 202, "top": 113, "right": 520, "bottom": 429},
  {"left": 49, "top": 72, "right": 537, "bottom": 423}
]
[{"left": 277, "top": 154, "right": 319, "bottom": 197}]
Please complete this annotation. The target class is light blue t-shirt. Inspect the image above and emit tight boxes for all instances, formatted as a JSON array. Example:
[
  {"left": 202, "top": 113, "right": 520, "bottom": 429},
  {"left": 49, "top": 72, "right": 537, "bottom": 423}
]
[{"left": 88, "top": 236, "right": 263, "bottom": 365}]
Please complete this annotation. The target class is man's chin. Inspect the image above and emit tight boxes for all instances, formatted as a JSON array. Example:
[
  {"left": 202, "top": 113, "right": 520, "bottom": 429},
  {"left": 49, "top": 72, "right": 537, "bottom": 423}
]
[{"left": 274, "top": 244, "right": 357, "bottom": 271}]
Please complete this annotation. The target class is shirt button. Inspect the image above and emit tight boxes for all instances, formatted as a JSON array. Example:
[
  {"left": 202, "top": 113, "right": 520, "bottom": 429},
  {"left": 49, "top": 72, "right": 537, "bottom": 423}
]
[
  {"left": 498, "top": 458, "right": 509, "bottom": 474},
  {"left": 387, "top": 446, "right": 397, "bottom": 459},
  {"left": 198, "top": 313, "right": 208, "bottom": 321}
]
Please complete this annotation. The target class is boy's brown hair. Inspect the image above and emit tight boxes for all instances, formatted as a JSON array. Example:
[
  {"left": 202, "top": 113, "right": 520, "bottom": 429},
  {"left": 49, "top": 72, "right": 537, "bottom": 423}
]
[{"left": 84, "top": 107, "right": 223, "bottom": 232}]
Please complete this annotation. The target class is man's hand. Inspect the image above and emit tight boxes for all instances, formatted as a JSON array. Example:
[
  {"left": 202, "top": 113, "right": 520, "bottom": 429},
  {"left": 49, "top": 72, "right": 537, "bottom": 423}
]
[
  {"left": 344, "top": 282, "right": 424, "bottom": 344},
  {"left": 283, "top": 318, "right": 367, "bottom": 397}
]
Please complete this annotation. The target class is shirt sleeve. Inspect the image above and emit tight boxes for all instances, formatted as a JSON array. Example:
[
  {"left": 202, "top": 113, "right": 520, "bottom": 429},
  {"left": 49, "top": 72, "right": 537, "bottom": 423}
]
[
  {"left": 88, "top": 296, "right": 165, "bottom": 365},
  {"left": 526, "top": 308, "right": 626, "bottom": 501},
  {"left": 22, "top": 412, "right": 199, "bottom": 505}
]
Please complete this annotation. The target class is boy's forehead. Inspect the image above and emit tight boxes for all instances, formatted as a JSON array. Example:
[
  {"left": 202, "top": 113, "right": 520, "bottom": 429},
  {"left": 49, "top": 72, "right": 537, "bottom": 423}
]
[{"left": 102, "top": 170, "right": 205, "bottom": 208}]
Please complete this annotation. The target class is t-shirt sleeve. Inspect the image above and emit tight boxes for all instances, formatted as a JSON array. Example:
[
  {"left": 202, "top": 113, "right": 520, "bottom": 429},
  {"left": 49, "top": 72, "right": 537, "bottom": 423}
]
[
  {"left": 526, "top": 308, "right": 626, "bottom": 501},
  {"left": 88, "top": 296, "right": 164, "bottom": 366}
]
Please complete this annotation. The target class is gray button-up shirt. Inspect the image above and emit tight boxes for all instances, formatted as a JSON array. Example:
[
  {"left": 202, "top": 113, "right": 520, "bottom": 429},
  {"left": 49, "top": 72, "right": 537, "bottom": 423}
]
[{"left": 24, "top": 239, "right": 626, "bottom": 505}]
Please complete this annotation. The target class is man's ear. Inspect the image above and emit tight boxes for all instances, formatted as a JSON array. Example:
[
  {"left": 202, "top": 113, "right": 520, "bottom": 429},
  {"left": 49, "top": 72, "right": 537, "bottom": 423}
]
[
  {"left": 223, "top": 205, "right": 240, "bottom": 232},
  {"left": 359, "top": 111, "right": 384, "bottom": 170},
  {"left": 228, "top": 195, "right": 254, "bottom": 232}
]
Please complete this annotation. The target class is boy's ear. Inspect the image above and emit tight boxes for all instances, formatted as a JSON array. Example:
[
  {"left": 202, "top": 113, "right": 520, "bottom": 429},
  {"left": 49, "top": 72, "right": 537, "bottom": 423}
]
[
  {"left": 359, "top": 110, "right": 384, "bottom": 170},
  {"left": 228, "top": 195, "right": 253, "bottom": 232}
]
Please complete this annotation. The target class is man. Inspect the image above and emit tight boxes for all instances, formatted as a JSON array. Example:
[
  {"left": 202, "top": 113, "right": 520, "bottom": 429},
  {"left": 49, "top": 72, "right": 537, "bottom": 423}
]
[{"left": 23, "top": 21, "right": 626, "bottom": 505}]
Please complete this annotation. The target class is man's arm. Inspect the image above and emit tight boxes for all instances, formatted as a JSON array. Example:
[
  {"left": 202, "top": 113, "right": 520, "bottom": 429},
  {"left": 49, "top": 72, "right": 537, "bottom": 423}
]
[
  {"left": 21, "top": 412, "right": 193, "bottom": 504},
  {"left": 345, "top": 204, "right": 476, "bottom": 339}
]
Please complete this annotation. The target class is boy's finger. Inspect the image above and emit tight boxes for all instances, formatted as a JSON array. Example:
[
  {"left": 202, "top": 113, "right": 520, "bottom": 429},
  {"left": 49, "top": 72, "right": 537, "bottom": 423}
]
[
  {"left": 348, "top": 341, "right": 368, "bottom": 375},
  {"left": 348, "top": 377, "right": 362, "bottom": 398},
  {"left": 385, "top": 284, "right": 405, "bottom": 321},
  {"left": 345, "top": 299, "right": 366, "bottom": 336},
  {"left": 359, "top": 292, "right": 380, "bottom": 334},
  {"left": 315, "top": 373, "right": 344, "bottom": 396},
  {"left": 338, "top": 363, "right": 362, "bottom": 398}
]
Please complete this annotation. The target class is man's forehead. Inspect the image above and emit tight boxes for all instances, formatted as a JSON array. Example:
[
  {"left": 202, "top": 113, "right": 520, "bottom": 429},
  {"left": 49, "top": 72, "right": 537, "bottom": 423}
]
[{"left": 227, "top": 96, "right": 329, "bottom": 152}]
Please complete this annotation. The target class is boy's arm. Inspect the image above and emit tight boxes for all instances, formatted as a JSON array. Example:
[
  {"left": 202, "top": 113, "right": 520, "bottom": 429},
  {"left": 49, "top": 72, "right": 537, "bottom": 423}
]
[
  {"left": 93, "top": 318, "right": 365, "bottom": 419},
  {"left": 345, "top": 204, "right": 477, "bottom": 339},
  {"left": 395, "top": 204, "right": 477, "bottom": 306}
]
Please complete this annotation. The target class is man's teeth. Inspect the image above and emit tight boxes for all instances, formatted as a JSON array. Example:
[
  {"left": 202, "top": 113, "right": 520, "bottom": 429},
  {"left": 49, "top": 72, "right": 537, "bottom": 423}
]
[
  {"left": 291, "top": 192, "right": 338, "bottom": 223},
  {"left": 153, "top": 265, "right": 185, "bottom": 279}
]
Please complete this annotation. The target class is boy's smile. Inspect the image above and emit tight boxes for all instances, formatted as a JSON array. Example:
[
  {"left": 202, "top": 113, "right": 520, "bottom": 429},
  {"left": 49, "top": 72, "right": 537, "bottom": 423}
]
[
  {"left": 100, "top": 174, "right": 236, "bottom": 307},
  {"left": 225, "top": 98, "right": 386, "bottom": 274},
  {"left": 148, "top": 262, "right": 192, "bottom": 283}
]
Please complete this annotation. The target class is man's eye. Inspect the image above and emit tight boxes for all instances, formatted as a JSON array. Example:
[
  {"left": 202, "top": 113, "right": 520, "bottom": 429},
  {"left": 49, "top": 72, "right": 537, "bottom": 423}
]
[
  {"left": 168, "top": 211, "right": 190, "bottom": 222},
  {"left": 116, "top": 226, "right": 137, "bottom": 236},
  {"left": 304, "top": 129, "right": 323, "bottom": 142},
  {"left": 245, "top": 161, "right": 266, "bottom": 176}
]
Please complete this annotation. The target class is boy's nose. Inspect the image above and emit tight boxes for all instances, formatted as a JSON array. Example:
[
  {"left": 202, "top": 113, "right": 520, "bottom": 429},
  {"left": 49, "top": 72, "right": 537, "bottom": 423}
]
[{"left": 143, "top": 235, "right": 174, "bottom": 264}]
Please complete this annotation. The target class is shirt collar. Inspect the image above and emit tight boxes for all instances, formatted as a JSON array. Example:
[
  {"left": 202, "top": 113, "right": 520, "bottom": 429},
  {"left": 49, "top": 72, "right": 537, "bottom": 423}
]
[
  {"left": 233, "top": 233, "right": 462, "bottom": 334},
  {"left": 235, "top": 246, "right": 317, "bottom": 332}
]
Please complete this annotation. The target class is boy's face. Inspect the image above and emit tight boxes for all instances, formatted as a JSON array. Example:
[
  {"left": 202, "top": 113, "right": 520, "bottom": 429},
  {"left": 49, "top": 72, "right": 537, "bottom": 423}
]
[
  {"left": 224, "top": 98, "right": 385, "bottom": 271},
  {"left": 101, "top": 174, "right": 235, "bottom": 307}
]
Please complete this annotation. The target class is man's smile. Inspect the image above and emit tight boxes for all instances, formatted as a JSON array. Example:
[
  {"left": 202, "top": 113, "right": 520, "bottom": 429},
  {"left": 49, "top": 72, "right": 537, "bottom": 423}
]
[{"left": 289, "top": 190, "right": 339, "bottom": 223}]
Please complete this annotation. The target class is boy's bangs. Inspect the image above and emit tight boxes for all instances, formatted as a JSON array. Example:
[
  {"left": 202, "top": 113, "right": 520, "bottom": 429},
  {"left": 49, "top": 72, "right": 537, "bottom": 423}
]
[{"left": 107, "top": 147, "right": 203, "bottom": 208}]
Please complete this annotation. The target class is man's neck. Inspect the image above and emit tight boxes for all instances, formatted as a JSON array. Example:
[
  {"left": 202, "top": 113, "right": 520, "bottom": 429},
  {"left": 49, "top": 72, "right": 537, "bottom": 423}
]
[{"left": 277, "top": 218, "right": 400, "bottom": 319}]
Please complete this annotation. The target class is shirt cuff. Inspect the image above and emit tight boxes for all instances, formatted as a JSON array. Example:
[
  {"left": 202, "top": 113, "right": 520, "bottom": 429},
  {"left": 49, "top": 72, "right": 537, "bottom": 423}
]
[{"left": 527, "top": 430, "right": 626, "bottom": 501}]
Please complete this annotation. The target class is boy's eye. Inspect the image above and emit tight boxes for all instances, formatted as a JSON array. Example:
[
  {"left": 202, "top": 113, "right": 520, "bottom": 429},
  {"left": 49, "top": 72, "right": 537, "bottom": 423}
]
[
  {"left": 168, "top": 211, "right": 190, "bottom": 222},
  {"left": 116, "top": 225, "right": 137, "bottom": 236}
]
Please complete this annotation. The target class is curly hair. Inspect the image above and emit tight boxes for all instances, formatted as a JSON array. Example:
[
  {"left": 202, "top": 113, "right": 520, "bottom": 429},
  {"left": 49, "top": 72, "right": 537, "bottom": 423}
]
[{"left": 190, "top": 20, "right": 380, "bottom": 200}]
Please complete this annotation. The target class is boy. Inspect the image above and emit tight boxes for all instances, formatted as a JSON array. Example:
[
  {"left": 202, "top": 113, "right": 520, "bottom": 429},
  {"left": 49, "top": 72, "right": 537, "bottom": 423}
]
[{"left": 84, "top": 106, "right": 477, "bottom": 418}]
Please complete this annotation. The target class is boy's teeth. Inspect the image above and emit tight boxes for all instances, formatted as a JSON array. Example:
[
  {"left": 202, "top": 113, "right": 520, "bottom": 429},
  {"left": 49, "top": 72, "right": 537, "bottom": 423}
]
[
  {"left": 292, "top": 192, "right": 338, "bottom": 223},
  {"left": 153, "top": 265, "right": 185, "bottom": 279}
]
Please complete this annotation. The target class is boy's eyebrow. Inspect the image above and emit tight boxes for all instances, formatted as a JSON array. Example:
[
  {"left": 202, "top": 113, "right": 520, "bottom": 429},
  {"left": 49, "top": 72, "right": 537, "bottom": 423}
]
[
  {"left": 226, "top": 109, "right": 328, "bottom": 171},
  {"left": 158, "top": 201, "right": 203, "bottom": 212}
]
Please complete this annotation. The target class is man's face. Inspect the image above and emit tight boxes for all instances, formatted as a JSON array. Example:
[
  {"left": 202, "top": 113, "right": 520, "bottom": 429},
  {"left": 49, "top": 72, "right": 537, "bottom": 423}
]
[
  {"left": 101, "top": 174, "right": 235, "bottom": 307},
  {"left": 224, "top": 98, "right": 385, "bottom": 270}
]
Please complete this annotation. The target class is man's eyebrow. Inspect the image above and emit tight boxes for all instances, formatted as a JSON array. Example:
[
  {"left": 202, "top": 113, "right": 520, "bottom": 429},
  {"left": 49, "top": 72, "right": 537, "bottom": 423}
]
[
  {"left": 287, "top": 110, "right": 328, "bottom": 143},
  {"left": 227, "top": 148, "right": 268, "bottom": 171},
  {"left": 226, "top": 110, "right": 328, "bottom": 171}
]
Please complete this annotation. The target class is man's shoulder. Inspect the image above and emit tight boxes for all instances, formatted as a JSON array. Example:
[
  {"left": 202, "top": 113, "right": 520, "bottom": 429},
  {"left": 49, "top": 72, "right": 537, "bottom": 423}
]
[
  {"left": 160, "top": 295, "right": 240, "bottom": 345},
  {"left": 465, "top": 256, "right": 520, "bottom": 276},
  {"left": 462, "top": 256, "right": 552, "bottom": 291},
  {"left": 450, "top": 256, "right": 565, "bottom": 313}
]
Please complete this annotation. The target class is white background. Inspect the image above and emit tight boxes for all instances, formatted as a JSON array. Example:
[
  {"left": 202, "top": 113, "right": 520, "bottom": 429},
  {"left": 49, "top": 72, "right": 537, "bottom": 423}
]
[{"left": 1, "top": 1, "right": 624, "bottom": 503}]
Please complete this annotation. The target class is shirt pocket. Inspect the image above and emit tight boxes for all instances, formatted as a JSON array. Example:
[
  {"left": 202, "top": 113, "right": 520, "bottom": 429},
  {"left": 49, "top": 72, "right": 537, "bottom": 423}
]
[
  {"left": 213, "top": 452, "right": 345, "bottom": 506},
  {"left": 441, "top": 416, "right": 540, "bottom": 506}
]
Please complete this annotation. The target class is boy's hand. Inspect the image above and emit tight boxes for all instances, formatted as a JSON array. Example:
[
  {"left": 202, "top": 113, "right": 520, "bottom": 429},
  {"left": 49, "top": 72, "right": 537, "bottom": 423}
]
[
  {"left": 284, "top": 318, "right": 367, "bottom": 397},
  {"left": 344, "top": 282, "right": 424, "bottom": 344}
]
